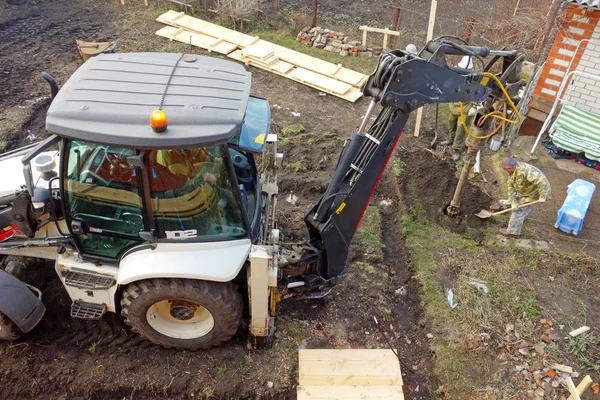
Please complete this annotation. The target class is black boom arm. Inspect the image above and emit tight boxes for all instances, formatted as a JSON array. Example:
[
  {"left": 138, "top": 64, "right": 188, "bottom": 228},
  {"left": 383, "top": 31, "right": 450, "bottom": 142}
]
[{"left": 303, "top": 43, "right": 523, "bottom": 279}]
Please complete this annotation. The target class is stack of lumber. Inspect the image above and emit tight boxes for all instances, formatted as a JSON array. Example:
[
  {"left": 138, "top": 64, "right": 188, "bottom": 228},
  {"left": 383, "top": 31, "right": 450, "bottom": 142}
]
[
  {"left": 296, "top": 349, "right": 405, "bottom": 399},
  {"left": 155, "top": 11, "right": 367, "bottom": 102}
]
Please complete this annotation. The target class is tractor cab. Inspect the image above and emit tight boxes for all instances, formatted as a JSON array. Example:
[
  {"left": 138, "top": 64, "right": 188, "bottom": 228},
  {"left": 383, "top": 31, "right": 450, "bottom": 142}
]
[{"left": 20, "top": 53, "right": 271, "bottom": 261}]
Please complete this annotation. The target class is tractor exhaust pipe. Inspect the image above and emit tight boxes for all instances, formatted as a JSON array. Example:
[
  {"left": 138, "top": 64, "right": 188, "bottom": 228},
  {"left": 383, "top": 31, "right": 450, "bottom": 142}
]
[{"left": 41, "top": 72, "right": 58, "bottom": 99}]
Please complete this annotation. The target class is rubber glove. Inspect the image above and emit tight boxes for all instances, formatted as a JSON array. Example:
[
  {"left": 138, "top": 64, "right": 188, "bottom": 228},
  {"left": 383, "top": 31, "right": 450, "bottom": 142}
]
[{"left": 511, "top": 203, "right": 519, "bottom": 212}]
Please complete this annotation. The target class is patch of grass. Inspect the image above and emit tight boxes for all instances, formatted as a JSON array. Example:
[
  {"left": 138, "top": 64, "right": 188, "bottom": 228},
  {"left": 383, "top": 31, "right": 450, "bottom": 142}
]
[
  {"left": 0, "top": 140, "right": 7, "bottom": 149},
  {"left": 358, "top": 206, "right": 385, "bottom": 261},
  {"left": 88, "top": 342, "right": 97, "bottom": 353},
  {"left": 247, "top": 30, "right": 378, "bottom": 74},
  {"left": 284, "top": 160, "right": 307, "bottom": 172},
  {"left": 281, "top": 123, "right": 305, "bottom": 136},
  {"left": 217, "top": 362, "right": 227, "bottom": 376},
  {"left": 567, "top": 333, "right": 600, "bottom": 372},
  {"left": 202, "top": 386, "right": 214, "bottom": 399}
]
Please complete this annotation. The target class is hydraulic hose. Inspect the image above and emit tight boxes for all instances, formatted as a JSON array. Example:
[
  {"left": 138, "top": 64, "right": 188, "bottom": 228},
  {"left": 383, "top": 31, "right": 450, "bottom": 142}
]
[{"left": 460, "top": 72, "right": 522, "bottom": 140}]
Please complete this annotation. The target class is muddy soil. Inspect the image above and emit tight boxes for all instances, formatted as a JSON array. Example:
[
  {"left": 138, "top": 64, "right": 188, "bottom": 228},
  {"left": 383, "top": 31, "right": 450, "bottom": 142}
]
[
  {"left": 0, "top": 1, "right": 438, "bottom": 399},
  {"left": 0, "top": 0, "right": 117, "bottom": 152},
  {"left": 397, "top": 141, "right": 492, "bottom": 236}
]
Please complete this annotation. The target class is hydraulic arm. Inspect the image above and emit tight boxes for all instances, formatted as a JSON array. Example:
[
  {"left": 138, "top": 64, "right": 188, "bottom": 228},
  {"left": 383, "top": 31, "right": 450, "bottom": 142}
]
[{"left": 303, "top": 39, "right": 524, "bottom": 279}]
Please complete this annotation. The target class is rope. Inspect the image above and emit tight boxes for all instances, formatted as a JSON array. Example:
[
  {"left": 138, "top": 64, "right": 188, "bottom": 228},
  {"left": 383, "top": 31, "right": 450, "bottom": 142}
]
[{"left": 159, "top": 53, "right": 186, "bottom": 110}]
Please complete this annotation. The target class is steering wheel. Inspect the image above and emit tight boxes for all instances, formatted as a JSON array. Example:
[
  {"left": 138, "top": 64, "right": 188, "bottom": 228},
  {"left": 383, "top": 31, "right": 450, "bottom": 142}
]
[{"left": 80, "top": 170, "right": 110, "bottom": 186}]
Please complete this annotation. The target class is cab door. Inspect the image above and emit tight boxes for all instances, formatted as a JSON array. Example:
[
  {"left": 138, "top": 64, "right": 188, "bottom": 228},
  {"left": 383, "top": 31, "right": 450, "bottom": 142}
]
[{"left": 62, "top": 139, "right": 145, "bottom": 259}]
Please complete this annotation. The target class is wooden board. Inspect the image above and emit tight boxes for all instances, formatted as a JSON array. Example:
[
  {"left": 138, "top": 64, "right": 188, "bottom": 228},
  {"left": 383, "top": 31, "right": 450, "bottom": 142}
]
[
  {"left": 297, "top": 386, "right": 404, "bottom": 400},
  {"left": 228, "top": 50, "right": 293, "bottom": 75},
  {"left": 156, "top": 26, "right": 237, "bottom": 55},
  {"left": 288, "top": 68, "right": 353, "bottom": 95},
  {"left": 221, "top": 51, "right": 362, "bottom": 102},
  {"left": 298, "top": 349, "right": 403, "bottom": 385},
  {"left": 240, "top": 45, "right": 274, "bottom": 61},
  {"left": 297, "top": 349, "right": 404, "bottom": 400},
  {"left": 156, "top": 11, "right": 366, "bottom": 88}
]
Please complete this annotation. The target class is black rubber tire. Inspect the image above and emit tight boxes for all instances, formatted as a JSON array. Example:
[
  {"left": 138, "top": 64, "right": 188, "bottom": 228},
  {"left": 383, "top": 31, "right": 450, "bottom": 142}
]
[
  {"left": 120, "top": 279, "right": 243, "bottom": 350},
  {"left": 0, "top": 312, "right": 23, "bottom": 341}
]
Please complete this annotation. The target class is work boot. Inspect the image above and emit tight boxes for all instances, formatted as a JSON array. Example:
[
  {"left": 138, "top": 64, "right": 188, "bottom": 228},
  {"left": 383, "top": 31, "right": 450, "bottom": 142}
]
[
  {"left": 499, "top": 228, "right": 519, "bottom": 237},
  {"left": 489, "top": 204, "right": 503, "bottom": 212},
  {"left": 452, "top": 149, "right": 461, "bottom": 161}
]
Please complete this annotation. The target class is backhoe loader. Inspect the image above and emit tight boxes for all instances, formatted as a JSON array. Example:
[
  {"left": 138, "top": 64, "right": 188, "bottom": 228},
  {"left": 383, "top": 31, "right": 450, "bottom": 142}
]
[{"left": 0, "top": 40, "right": 523, "bottom": 349}]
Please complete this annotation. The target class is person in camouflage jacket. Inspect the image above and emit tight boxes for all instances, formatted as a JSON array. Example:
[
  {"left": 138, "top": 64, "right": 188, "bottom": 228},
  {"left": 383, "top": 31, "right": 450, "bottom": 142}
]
[{"left": 498, "top": 157, "right": 551, "bottom": 236}]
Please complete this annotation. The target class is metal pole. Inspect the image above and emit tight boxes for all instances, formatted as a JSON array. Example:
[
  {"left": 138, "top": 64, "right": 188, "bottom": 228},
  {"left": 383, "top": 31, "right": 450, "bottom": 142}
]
[{"left": 413, "top": 0, "right": 437, "bottom": 137}]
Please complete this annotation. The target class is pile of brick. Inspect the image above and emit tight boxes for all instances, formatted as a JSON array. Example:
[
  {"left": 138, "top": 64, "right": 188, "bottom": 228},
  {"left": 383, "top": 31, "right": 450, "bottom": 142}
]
[{"left": 296, "top": 27, "right": 383, "bottom": 57}]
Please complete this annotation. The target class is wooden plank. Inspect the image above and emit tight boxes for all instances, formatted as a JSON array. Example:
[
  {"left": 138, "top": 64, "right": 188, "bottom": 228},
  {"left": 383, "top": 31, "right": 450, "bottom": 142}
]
[
  {"left": 362, "top": 30, "right": 367, "bottom": 46},
  {"left": 232, "top": 50, "right": 360, "bottom": 100},
  {"left": 288, "top": 68, "right": 352, "bottom": 95},
  {"left": 567, "top": 376, "right": 593, "bottom": 400},
  {"left": 228, "top": 50, "right": 293, "bottom": 74},
  {"left": 156, "top": 26, "right": 237, "bottom": 55},
  {"left": 241, "top": 45, "right": 274, "bottom": 61},
  {"left": 299, "top": 349, "right": 396, "bottom": 361},
  {"left": 298, "top": 349, "right": 402, "bottom": 386},
  {"left": 550, "top": 363, "right": 574, "bottom": 374},
  {"left": 569, "top": 326, "right": 590, "bottom": 337},
  {"left": 156, "top": 11, "right": 366, "bottom": 88},
  {"left": 297, "top": 385, "right": 404, "bottom": 400},
  {"left": 383, "top": 32, "right": 389, "bottom": 49},
  {"left": 359, "top": 25, "right": 401, "bottom": 36},
  {"left": 566, "top": 377, "right": 581, "bottom": 400},
  {"left": 330, "top": 63, "right": 343, "bottom": 76}
]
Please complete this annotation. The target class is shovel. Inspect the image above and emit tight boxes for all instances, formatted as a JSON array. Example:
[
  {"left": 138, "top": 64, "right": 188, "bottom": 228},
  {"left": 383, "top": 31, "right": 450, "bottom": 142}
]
[{"left": 475, "top": 199, "right": 542, "bottom": 219}]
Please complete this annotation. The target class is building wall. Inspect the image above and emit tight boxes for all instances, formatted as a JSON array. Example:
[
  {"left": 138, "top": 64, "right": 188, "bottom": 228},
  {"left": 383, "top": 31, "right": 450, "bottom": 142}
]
[
  {"left": 532, "top": 4, "right": 600, "bottom": 103},
  {"left": 563, "top": 22, "right": 600, "bottom": 113}
]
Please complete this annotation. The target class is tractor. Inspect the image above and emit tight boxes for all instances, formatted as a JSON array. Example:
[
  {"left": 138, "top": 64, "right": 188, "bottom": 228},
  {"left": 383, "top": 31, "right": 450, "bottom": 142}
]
[{"left": 0, "top": 41, "right": 523, "bottom": 350}]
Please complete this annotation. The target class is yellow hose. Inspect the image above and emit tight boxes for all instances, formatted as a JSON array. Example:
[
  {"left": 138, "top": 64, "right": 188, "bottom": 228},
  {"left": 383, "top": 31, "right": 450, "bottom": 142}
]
[{"left": 460, "top": 72, "right": 522, "bottom": 140}]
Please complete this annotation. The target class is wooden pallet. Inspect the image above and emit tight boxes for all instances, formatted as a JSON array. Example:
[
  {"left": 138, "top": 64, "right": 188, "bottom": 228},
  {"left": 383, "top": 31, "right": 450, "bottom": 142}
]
[
  {"left": 297, "top": 349, "right": 404, "bottom": 400},
  {"left": 155, "top": 11, "right": 367, "bottom": 102}
]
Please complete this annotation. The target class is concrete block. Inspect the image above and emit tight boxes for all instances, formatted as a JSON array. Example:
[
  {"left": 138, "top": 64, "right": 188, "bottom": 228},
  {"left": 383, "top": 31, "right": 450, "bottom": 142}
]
[
  {"left": 533, "top": 240, "right": 551, "bottom": 251},
  {"left": 549, "top": 68, "right": 565, "bottom": 77},
  {"left": 515, "top": 239, "right": 534, "bottom": 249}
]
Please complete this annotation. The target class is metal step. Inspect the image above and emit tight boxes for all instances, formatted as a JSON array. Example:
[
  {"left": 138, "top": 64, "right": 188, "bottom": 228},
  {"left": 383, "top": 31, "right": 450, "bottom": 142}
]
[
  {"left": 64, "top": 270, "right": 115, "bottom": 290},
  {"left": 70, "top": 301, "right": 106, "bottom": 320}
]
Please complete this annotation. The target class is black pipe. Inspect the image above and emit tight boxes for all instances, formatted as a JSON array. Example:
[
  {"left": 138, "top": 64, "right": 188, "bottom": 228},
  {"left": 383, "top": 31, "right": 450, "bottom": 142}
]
[{"left": 40, "top": 72, "right": 58, "bottom": 99}]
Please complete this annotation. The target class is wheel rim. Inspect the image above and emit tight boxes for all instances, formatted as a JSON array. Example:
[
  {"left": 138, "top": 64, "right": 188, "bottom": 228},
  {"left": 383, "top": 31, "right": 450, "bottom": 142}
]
[{"left": 146, "top": 299, "right": 215, "bottom": 340}]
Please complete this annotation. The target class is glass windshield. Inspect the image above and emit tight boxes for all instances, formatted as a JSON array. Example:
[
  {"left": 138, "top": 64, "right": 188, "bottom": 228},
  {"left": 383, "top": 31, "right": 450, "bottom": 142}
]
[
  {"left": 63, "top": 140, "right": 143, "bottom": 258},
  {"left": 147, "top": 146, "right": 247, "bottom": 241}
]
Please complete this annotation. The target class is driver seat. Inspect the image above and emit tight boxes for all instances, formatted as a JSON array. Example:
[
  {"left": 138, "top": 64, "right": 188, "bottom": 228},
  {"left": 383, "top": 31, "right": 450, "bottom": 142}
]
[{"left": 147, "top": 150, "right": 188, "bottom": 193}]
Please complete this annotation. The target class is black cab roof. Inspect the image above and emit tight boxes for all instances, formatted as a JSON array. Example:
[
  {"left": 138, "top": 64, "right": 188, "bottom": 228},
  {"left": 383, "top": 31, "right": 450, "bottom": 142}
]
[{"left": 46, "top": 52, "right": 252, "bottom": 149}]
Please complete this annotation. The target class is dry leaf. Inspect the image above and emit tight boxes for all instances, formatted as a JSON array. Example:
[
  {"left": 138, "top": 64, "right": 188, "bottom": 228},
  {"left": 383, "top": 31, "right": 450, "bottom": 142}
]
[
  {"left": 592, "top": 382, "right": 599, "bottom": 394},
  {"left": 546, "top": 369, "right": 555, "bottom": 379}
]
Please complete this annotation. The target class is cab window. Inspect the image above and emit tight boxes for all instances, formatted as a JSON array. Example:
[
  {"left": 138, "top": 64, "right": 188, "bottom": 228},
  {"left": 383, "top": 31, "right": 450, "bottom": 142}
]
[{"left": 147, "top": 146, "right": 247, "bottom": 241}]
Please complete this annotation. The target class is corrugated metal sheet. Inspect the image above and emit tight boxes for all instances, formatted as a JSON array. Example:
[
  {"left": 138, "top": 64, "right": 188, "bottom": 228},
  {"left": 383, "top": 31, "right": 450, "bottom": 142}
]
[{"left": 567, "top": 0, "right": 600, "bottom": 10}]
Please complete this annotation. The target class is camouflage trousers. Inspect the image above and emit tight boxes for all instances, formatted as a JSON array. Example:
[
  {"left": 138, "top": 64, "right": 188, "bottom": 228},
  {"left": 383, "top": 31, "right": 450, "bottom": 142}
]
[{"left": 499, "top": 200, "right": 538, "bottom": 236}]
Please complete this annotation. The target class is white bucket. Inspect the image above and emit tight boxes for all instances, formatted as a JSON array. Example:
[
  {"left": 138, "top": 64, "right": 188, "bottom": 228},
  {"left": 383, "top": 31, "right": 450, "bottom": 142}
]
[{"left": 489, "top": 137, "right": 502, "bottom": 152}]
